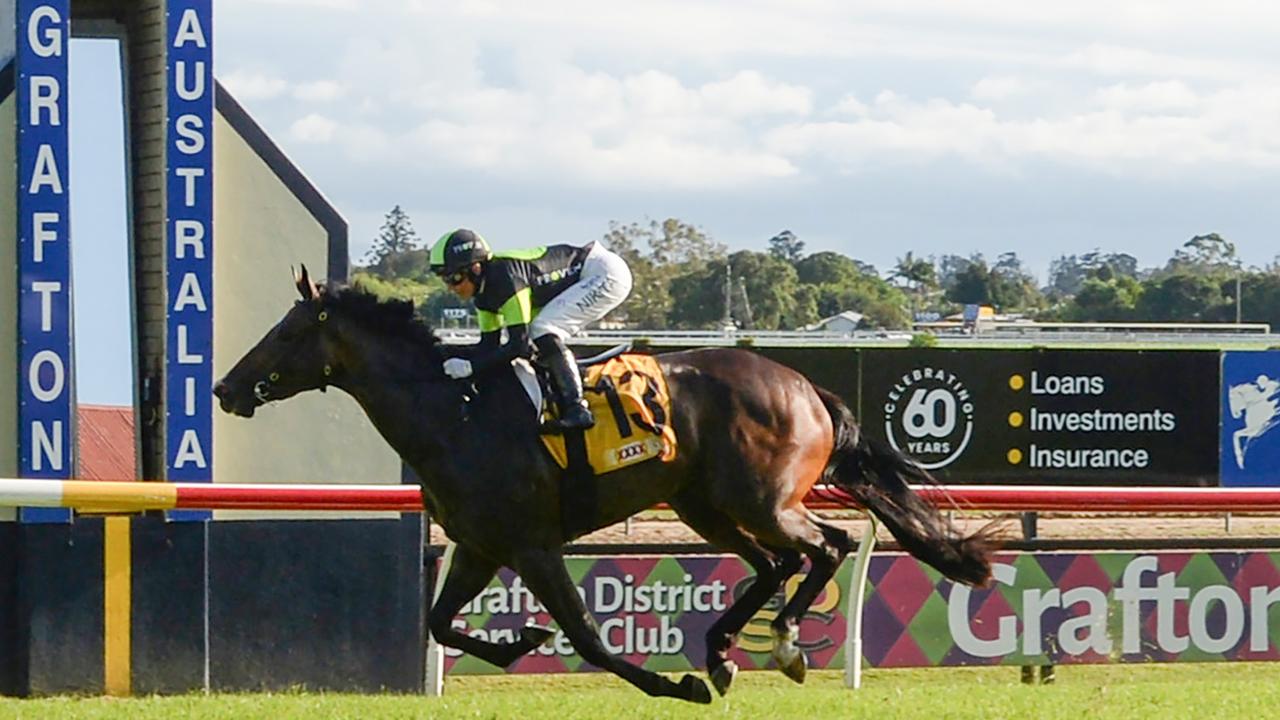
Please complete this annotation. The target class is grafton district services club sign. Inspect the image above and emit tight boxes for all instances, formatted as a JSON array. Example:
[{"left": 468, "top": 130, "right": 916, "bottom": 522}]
[{"left": 441, "top": 552, "right": 1280, "bottom": 674}]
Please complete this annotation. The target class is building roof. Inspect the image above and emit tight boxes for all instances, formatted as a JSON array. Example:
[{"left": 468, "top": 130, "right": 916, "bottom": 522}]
[
  {"left": 804, "top": 310, "right": 865, "bottom": 332},
  {"left": 78, "top": 404, "right": 136, "bottom": 481}
]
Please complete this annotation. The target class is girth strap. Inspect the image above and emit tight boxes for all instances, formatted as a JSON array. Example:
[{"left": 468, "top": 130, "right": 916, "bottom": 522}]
[{"left": 559, "top": 428, "right": 597, "bottom": 540}]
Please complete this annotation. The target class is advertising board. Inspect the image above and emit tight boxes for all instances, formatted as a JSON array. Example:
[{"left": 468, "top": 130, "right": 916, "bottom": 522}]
[
  {"left": 442, "top": 551, "right": 1280, "bottom": 674},
  {"left": 1221, "top": 351, "right": 1280, "bottom": 487},
  {"left": 859, "top": 349, "right": 1219, "bottom": 485}
]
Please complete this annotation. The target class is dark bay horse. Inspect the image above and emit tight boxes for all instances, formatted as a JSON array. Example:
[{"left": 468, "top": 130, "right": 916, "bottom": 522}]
[{"left": 214, "top": 267, "right": 997, "bottom": 704}]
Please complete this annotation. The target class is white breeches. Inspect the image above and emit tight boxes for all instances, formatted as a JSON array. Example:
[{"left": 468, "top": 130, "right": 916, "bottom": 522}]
[{"left": 529, "top": 244, "right": 633, "bottom": 340}]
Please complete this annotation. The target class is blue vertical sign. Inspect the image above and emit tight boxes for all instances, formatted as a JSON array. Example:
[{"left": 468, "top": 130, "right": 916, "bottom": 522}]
[
  {"left": 1221, "top": 351, "right": 1280, "bottom": 486},
  {"left": 166, "top": 0, "right": 213, "bottom": 518},
  {"left": 16, "top": 0, "right": 72, "bottom": 523}
]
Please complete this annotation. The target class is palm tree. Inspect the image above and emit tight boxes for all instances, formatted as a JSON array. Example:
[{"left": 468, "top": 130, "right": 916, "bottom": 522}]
[{"left": 893, "top": 252, "right": 939, "bottom": 317}]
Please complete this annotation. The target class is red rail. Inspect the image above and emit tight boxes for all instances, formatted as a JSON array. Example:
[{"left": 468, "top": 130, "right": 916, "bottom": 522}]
[
  {"left": 175, "top": 483, "right": 423, "bottom": 511},
  {"left": 810, "top": 485, "right": 1280, "bottom": 513},
  {"left": 10, "top": 479, "right": 1279, "bottom": 514}
]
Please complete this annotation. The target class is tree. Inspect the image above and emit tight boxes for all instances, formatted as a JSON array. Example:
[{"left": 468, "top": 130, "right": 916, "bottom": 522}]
[
  {"left": 796, "top": 251, "right": 861, "bottom": 286},
  {"left": 943, "top": 252, "right": 1042, "bottom": 311},
  {"left": 795, "top": 252, "right": 911, "bottom": 329},
  {"left": 936, "top": 254, "right": 975, "bottom": 294},
  {"left": 946, "top": 259, "right": 992, "bottom": 305},
  {"left": 667, "top": 263, "right": 727, "bottom": 329},
  {"left": 1134, "top": 273, "right": 1227, "bottom": 321},
  {"left": 793, "top": 284, "right": 820, "bottom": 329},
  {"left": 603, "top": 218, "right": 726, "bottom": 329},
  {"left": 1233, "top": 272, "right": 1280, "bottom": 328},
  {"left": 668, "top": 252, "right": 804, "bottom": 330},
  {"left": 646, "top": 218, "right": 727, "bottom": 268},
  {"left": 990, "top": 252, "right": 1044, "bottom": 310},
  {"left": 726, "top": 251, "right": 804, "bottom": 329},
  {"left": 1166, "top": 233, "right": 1238, "bottom": 277},
  {"left": 1047, "top": 254, "right": 1086, "bottom": 298},
  {"left": 349, "top": 270, "right": 464, "bottom": 327},
  {"left": 1049, "top": 251, "right": 1140, "bottom": 297},
  {"left": 893, "top": 252, "right": 939, "bottom": 316},
  {"left": 767, "top": 230, "right": 805, "bottom": 265},
  {"left": 363, "top": 205, "right": 423, "bottom": 278},
  {"left": 1063, "top": 276, "right": 1143, "bottom": 321},
  {"left": 1091, "top": 251, "right": 1138, "bottom": 280},
  {"left": 893, "top": 252, "right": 937, "bottom": 291}
]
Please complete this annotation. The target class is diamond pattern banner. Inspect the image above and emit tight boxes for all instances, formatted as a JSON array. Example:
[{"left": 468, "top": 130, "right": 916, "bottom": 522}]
[{"left": 441, "top": 551, "right": 1280, "bottom": 674}]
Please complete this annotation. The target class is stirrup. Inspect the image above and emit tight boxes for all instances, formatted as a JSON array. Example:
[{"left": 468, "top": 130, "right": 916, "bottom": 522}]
[{"left": 540, "top": 404, "right": 595, "bottom": 434}]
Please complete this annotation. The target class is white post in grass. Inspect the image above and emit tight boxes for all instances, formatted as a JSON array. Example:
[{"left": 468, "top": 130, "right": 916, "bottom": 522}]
[
  {"left": 844, "top": 517, "right": 879, "bottom": 689},
  {"left": 425, "top": 541, "right": 457, "bottom": 696}
]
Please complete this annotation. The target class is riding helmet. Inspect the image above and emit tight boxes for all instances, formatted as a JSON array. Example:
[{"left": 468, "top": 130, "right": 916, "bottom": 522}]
[{"left": 430, "top": 228, "right": 493, "bottom": 275}]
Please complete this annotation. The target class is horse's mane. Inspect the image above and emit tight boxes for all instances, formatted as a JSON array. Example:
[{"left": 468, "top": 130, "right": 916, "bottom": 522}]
[{"left": 319, "top": 282, "right": 442, "bottom": 355}]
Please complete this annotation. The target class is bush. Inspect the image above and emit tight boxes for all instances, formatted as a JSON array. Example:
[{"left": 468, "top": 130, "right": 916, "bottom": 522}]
[{"left": 908, "top": 332, "right": 938, "bottom": 348}]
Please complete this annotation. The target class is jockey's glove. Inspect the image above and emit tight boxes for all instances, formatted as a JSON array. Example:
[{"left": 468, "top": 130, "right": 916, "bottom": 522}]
[{"left": 443, "top": 357, "right": 473, "bottom": 379}]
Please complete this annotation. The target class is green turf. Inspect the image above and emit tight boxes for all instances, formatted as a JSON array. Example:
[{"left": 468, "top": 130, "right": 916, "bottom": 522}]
[{"left": 5, "top": 664, "right": 1280, "bottom": 720}]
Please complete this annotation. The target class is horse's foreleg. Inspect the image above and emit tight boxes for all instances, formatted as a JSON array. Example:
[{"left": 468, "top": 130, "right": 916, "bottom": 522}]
[
  {"left": 427, "top": 544, "right": 555, "bottom": 668},
  {"left": 511, "top": 547, "right": 712, "bottom": 704},
  {"left": 670, "top": 496, "right": 802, "bottom": 696}
]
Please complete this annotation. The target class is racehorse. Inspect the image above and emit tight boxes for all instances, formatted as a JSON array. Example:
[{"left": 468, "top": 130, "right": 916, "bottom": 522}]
[{"left": 213, "top": 267, "right": 997, "bottom": 704}]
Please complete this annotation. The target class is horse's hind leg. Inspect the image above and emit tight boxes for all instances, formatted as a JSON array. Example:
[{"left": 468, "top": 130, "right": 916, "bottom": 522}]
[
  {"left": 759, "top": 509, "right": 856, "bottom": 684},
  {"left": 427, "top": 543, "right": 556, "bottom": 668},
  {"left": 669, "top": 495, "right": 802, "bottom": 696},
  {"left": 511, "top": 547, "right": 712, "bottom": 704}
]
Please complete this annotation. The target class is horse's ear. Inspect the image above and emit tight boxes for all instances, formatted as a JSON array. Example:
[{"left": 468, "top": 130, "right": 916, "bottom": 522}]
[{"left": 295, "top": 263, "right": 320, "bottom": 301}]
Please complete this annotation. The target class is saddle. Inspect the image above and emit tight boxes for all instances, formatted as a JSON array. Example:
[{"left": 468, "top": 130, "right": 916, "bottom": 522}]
[{"left": 529, "top": 344, "right": 679, "bottom": 538}]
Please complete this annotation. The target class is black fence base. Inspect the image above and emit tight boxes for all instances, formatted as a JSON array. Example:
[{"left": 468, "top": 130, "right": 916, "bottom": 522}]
[{"left": 0, "top": 515, "right": 425, "bottom": 696}]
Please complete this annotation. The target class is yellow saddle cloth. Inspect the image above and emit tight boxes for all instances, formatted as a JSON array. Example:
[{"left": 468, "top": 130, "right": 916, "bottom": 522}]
[{"left": 541, "top": 354, "right": 678, "bottom": 473}]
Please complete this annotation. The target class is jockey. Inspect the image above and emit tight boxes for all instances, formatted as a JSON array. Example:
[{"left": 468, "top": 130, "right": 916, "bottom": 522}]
[{"left": 429, "top": 228, "right": 633, "bottom": 432}]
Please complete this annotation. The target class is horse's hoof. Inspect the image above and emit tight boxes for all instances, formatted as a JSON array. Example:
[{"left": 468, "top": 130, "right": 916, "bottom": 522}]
[
  {"left": 709, "top": 661, "right": 738, "bottom": 696},
  {"left": 677, "top": 674, "right": 713, "bottom": 704},
  {"left": 778, "top": 649, "right": 808, "bottom": 684},
  {"left": 521, "top": 625, "right": 556, "bottom": 647}
]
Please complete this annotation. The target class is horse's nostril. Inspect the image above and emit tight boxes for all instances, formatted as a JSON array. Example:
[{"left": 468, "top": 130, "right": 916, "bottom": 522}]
[{"left": 212, "top": 380, "right": 229, "bottom": 399}]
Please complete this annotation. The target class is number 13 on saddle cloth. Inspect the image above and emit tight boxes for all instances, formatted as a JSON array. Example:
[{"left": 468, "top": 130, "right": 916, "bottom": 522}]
[{"left": 540, "top": 355, "right": 679, "bottom": 473}]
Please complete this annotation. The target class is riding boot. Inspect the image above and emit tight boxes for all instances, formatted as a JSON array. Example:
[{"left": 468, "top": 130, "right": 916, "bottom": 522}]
[{"left": 534, "top": 334, "right": 595, "bottom": 433}]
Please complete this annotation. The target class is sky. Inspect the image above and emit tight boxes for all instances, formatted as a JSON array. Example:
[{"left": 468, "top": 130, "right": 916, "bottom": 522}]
[
  {"left": 211, "top": 0, "right": 1280, "bottom": 273},
  {"left": 67, "top": 1, "right": 1280, "bottom": 403}
]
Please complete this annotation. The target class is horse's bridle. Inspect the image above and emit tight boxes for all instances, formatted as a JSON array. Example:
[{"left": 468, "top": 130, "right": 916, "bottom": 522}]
[{"left": 252, "top": 307, "right": 336, "bottom": 405}]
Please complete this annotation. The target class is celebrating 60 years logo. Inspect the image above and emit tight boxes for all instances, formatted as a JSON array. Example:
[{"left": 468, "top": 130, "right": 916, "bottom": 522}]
[{"left": 883, "top": 367, "right": 975, "bottom": 469}]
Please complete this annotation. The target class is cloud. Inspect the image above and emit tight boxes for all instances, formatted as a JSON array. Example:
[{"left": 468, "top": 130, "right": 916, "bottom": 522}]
[
  {"left": 289, "top": 113, "right": 337, "bottom": 143},
  {"left": 219, "top": 70, "right": 287, "bottom": 100},
  {"left": 236, "top": 0, "right": 357, "bottom": 7},
  {"left": 207, "top": 1, "right": 1280, "bottom": 277},
  {"left": 1060, "top": 43, "right": 1272, "bottom": 83},
  {"left": 700, "top": 71, "right": 812, "bottom": 117},
  {"left": 1094, "top": 81, "right": 1199, "bottom": 113},
  {"left": 293, "top": 81, "right": 346, "bottom": 102},
  {"left": 766, "top": 83, "right": 1280, "bottom": 174},
  {"left": 831, "top": 94, "right": 869, "bottom": 117},
  {"left": 268, "top": 60, "right": 805, "bottom": 188},
  {"left": 971, "top": 76, "right": 1025, "bottom": 101}
]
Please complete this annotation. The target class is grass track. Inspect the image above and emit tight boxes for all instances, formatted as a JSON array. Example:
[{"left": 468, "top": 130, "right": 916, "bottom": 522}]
[{"left": 5, "top": 664, "right": 1280, "bottom": 720}]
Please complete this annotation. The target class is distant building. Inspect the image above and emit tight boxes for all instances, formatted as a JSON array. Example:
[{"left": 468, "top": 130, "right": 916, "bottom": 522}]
[
  {"left": 78, "top": 404, "right": 136, "bottom": 480},
  {"left": 805, "top": 310, "right": 864, "bottom": 333}
]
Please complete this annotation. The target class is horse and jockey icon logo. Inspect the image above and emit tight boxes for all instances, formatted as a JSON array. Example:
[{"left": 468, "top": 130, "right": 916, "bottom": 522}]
[{"left": 1228, "top": 374, "right": 1280, "bottom": 470}]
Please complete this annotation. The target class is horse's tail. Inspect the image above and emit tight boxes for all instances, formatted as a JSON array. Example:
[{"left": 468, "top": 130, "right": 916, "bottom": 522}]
[{"left": 815, "top": 386, "right": 998, "bottom": 587}]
